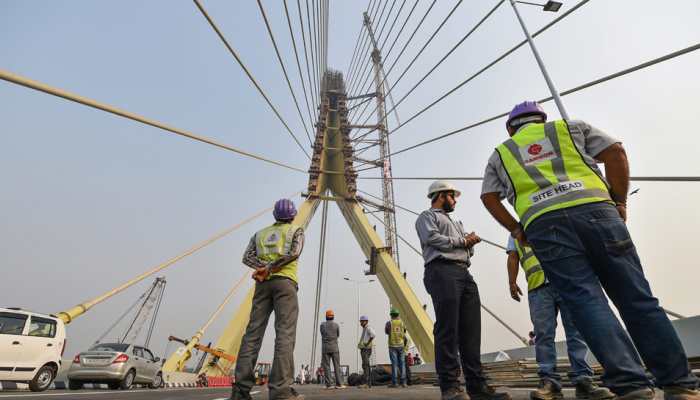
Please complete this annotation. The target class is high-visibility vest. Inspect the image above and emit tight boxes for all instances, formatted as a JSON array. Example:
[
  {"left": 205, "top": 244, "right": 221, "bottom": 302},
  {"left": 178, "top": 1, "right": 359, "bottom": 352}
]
[
  {"left": 255, "top": 222, "right": 300, "bottom": 283},
  {"left": 496, "top": 120, "right": 613, "bottom": 229},
  {"left": 388, "top": 319, "right": 405, "bottom": 348},
  {"left": 514, "top": 239, "right": 546, "bottom": 292}
]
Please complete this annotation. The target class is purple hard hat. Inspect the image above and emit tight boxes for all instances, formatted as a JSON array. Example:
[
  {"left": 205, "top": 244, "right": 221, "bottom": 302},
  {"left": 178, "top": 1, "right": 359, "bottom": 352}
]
[
  {"left": 506, "top": 101, "right": 547, "bottom": 129},
  {"left": 273, "top": 199, "right": 297, "bottom": 221},
  {"left": 360, "top": 315, "right": 369, "bottom": 321}
]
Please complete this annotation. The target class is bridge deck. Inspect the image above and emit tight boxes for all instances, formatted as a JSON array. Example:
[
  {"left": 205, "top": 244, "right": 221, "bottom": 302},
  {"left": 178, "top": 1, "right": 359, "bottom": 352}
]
[{"left": 0, "top": 386, "right": 668, "bottom": 400}]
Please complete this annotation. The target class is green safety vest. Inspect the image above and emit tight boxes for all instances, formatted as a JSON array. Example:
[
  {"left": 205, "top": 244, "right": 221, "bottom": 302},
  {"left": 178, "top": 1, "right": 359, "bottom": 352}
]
[
  {"left": 496, "top": 120, "right": 613, "bottom": 229},
  {"left": 255, "top": 222, "right": 300, "bottom": 283},
  {"left": 514, "top": 239, "right": 546, "bottom": 292},
  {"left": 388, "top": 319, "right": 405, "bottom": 348}
]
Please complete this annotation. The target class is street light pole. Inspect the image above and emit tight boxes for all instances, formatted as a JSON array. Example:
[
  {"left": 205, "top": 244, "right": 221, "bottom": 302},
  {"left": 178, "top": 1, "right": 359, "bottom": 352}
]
[{"left": 508, "top": 0, "right": 570, "bottom": 120}]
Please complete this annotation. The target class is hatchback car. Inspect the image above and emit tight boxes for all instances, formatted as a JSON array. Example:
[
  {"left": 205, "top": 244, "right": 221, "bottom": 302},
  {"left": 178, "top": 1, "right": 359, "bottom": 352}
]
[
  {"left": 67, "top": 343, "right": 163, "bottom": 390},
  {"left": 0, "top": 307, "right": 66, "bottom": 392}
]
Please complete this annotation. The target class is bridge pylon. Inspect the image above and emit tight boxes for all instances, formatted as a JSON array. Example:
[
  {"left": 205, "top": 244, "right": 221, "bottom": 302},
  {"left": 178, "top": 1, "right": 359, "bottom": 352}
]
[{"left": 202, "top": 70, "right": 434, "bottom": 375}]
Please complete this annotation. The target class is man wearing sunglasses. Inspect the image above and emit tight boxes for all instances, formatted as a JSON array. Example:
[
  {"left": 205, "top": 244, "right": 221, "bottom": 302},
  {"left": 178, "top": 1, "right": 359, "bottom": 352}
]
[{"left": 415, "top": 181, "right": 510, "bottom": 400}]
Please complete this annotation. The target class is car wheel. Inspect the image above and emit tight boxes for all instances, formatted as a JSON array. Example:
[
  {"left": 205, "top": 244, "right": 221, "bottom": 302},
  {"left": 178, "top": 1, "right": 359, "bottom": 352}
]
[
  {"left": 149, "top": 372, "right": 163, "bottom": 389},
  {"left": 119, "top": 369, "right": 136, "bottom": 390},
  {"left": 28, "top": 365, "right": 55, "bottom": 392},
  {"left": 68, "top": 379, "right": 83, "bottom": 390}
]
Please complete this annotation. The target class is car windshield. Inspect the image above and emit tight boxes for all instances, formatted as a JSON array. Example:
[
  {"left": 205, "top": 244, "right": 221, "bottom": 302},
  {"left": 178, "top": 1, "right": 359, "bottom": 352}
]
[{"left": 89, "top": 343, "right": 129, "bottom": 352}]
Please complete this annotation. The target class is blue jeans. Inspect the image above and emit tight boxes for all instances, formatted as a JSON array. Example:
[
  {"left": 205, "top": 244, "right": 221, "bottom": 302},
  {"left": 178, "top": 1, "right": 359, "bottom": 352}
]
[
  {"left": 529, "top": 284, "right": 593, "bottom": 386},
  {"left": 389, "top": 347, "right": 406, "bottom": 385},
  {"left": 526, "top": 202, "right": 697, "bottom": 394}
]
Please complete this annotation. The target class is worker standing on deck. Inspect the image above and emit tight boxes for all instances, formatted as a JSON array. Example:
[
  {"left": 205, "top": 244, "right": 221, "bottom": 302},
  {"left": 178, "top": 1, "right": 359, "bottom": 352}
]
[
  {"left": 357, "top": 315, "right": 375, "bottom": 388},
  {"left": 506, "top": 235, "right": 614, "bottom": 400},
  {"left": 384, "top": 308, "right": 408, "bottom": 388},
  {"left": 416, "top": 181, "right": 511, "bottom": 400},
  {"left": 481, "top": 101, "right": 700, "bottom": 400},
  {"left": 229, "top": 199, "right": 305, "bottom": 400},
  {"left": 320, "top": 309, "right": 345, "bottom": 389}
]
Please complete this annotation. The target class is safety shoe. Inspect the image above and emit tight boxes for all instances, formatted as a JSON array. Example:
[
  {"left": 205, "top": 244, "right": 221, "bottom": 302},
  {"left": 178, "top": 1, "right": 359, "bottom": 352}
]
[
  {"left": 229, "top": 385, "right": 252, "bottom": 400},
  {"left": 442, "top": 387, "right": 470, "bottom": 400},
  {"left": 575, "top": 379, "right": 615, "bottom": 400},
  {"left": 388, "top": 383, "right": 399, "bottom": 388},
  {"left": 664, "top": 386, "right": 700, "bottom": 400},
  {"left": 287, "top": 387, "right": 305, "bottom": 399},
  {"left": 402, "top": 383, "right": 409, "bottom": 388},
  {"left": 530, "top": 380, "right": 563, "bottom": 400},
  {"left": 618, "top": 388, "right": 655, "bottom": 400},
  {"left": 335, "top": 384, "right": 347, "bottom": 389},
  {"left": 357, "top": 384, "right": 369, "bottom": 388},
  {"left": 469, "top": 383, "right": 512, "bottom": 400}
]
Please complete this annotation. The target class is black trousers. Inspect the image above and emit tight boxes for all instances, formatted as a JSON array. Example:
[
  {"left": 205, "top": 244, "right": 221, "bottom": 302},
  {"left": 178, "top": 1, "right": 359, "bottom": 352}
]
[{"left": 424, "top": 259, "right": 486, "bottom": 392}]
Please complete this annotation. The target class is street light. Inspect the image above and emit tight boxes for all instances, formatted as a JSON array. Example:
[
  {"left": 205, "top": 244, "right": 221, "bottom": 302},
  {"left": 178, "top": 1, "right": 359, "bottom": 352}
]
[
  {"left": 509, "top": 0, "right": 570, "bottom": 120},
  {"left": 516, "top": 1, "right": 563, "bottom": 12},
  {"left": 343, "top": 276, "right": 375, "bottom": 373}
]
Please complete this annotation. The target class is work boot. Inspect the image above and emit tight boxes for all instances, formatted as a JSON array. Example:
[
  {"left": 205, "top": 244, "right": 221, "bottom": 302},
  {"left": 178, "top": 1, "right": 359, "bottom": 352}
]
[
  {"left": 664, "top": 386, "right": 700, "bottom": 400},
  {"left": 287, "top": 387, "right": 305, "bottom": 399},
  {"left": 229, "top": 385, "right": 252, "bottom": 400},
  {"left": 402, "top": 383, "right": 409, "bottom": 388},
  {"left": 442, "top": 387, "right": 470, "bottom": 400},
  {"left": 469, "top": 383, "right": 513, "bottom": 400},
  {"left": 335, "top": 384, "right": 347, "bottom": 389},
  {"left": 575, "top": 379, "right": 615, "bottom": 400},
  {"left": 618, "top": 388, "right": 655, "bottom": 400},
  {"left": 388, "top": 383, "right": 399, "bottom": 388},
  {"left": 530, "top": 380, "right": 563, "bottom": 400}
]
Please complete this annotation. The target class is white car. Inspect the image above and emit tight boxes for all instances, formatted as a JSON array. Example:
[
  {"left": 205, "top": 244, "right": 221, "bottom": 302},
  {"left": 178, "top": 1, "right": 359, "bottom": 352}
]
[{"left": 0, "top": 307, "right": 66, "bottom": 392}]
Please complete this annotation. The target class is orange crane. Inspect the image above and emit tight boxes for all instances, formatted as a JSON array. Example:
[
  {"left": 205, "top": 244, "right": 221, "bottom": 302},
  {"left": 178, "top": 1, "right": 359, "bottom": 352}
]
[{"left": 167, "top": 335, "right": 237, "bottom": 363}]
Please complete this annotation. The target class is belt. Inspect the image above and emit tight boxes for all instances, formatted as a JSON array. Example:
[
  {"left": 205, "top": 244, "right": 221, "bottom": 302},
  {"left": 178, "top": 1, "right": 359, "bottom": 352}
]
[{"left": 426, "top": 257, "right": 470, "bottom": 268}]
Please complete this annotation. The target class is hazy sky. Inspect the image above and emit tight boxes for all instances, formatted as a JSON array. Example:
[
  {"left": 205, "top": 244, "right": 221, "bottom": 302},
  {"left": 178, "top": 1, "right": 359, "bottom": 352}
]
[{"left": 2, "top": 1, "right": 699, "bottom": 373}]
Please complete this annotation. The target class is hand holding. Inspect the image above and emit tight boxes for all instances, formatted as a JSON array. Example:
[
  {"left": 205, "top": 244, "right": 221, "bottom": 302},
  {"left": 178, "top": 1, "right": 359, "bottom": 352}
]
[
  {"left": 463, "top": 232, "right": 481, "bottom": 248},
  {"left": 252, "top": 267, "right": 270, "bottom": 282},
  {"left": 509, "top": 282, "right": 523, "bottom": 302}
]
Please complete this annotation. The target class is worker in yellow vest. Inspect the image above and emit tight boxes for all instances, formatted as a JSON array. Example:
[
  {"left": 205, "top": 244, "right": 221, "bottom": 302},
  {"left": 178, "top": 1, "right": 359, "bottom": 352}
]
[
  {"left": 384, "top": 308, "right": 407, "bottom": 388},
  {"left": 230, "top": 199, "right": 305, "bottom": 400},
  {"left": 482, "top": 101, "right": 698, "bottom": 400},
  {"left": 507, "top": 236, "right": 613, "bottom": 400}
]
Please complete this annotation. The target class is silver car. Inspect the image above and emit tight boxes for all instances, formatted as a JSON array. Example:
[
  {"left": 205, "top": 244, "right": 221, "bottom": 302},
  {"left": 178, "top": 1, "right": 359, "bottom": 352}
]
[{"left": 67, "top": 343, "right": 163, "bottom": 390}]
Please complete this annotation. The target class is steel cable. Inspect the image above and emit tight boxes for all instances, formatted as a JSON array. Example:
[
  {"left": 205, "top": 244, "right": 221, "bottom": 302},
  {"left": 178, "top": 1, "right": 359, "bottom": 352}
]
[
  {"left": 192, "top": 0, "right": 310, "bottom": 159},
  {"left": 256, "top": 0, "right": 313, "bottom": 146},
  {"left": 284, "top": 0, "right": 316, "bottom": 137},
  {"left": 296, "top": 0, "right": 319, "bottom": 111}
]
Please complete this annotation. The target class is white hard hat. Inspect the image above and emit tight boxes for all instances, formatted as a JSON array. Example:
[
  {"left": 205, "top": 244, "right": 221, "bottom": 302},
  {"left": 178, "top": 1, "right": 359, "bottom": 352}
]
[{"left": 427, "top": 181, "right": 461, "bottom": 199}]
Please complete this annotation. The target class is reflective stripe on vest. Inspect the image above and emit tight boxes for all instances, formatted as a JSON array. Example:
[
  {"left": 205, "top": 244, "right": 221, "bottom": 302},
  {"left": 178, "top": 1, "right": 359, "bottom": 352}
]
[
  {"left": 496, "top": 120, "right": 613, "bottom": 229},
  {"left": 514, "top": 239, "right": 546, "bottom": 291},
  {"left": 255, "top": 223, "right": 299, "bottom": 283},
  {"left": 388, "top": 319, "right": 405, "bottom": 348}
]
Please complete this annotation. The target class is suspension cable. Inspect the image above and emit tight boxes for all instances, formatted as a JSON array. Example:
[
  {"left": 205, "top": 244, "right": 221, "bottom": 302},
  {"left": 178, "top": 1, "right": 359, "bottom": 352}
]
[
  {"left": 350, "top": 0, "right": 438, "bottom": 123},
  {"left": 382, "top": 41, "right": 700, "bottom": 159},
  {"left": 284, "top": 0, "right": 315, "bottom": 130},
  {"left": 306, "top": 0, "right": 320, "bottom": 102},
  {"left": 347, "top": 0, "right": 383, "bottom": 91},
  {"left": 358, "top": 0, "right": 505, "bottom": 127},
  {"left": 347, "top": 0, "right": 392, "bottom": 97},
  {"left": 257, "top": 0, "right": 313, "bottom": 146},
  {"left": 0, "top": 69, "right": 306, "bottom": 173},
  {"left": 296, "top": 0, "right": 318, "bottom": 111},
  {"left": 192, "top": 0, "right": 310, "bottom": 159}
]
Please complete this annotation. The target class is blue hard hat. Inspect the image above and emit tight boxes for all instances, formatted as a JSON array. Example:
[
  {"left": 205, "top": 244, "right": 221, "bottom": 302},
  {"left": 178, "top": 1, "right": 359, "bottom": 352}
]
[
  {"left": 360, "top": 315, "right": 369, "bottom": 321},
  {"left": 273, "top": 199, "right": 297, "bottom": 221}
]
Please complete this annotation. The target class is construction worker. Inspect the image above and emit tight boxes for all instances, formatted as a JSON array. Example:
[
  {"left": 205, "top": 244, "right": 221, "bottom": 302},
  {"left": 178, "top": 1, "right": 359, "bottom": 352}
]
[
  {"left": 230, "top": 199, "right": 304, "bottom": 400},
  {"left": 320, "top": 309, "right": 344, "bottom": 389},
  {"left": 416, "top": 181, "right": 511, "bottom": 400},
  {"left": 357, "top": 315, "right": 375, "bottom": 388},
  {"left": 507, "top": 235, "right": 614, "bottom": 400},
  {"left": 481, "top": 101, "right": 700, "bottom": 400},
  {"left": 384, "top": 308, "right": 407, "bottom": 388}
]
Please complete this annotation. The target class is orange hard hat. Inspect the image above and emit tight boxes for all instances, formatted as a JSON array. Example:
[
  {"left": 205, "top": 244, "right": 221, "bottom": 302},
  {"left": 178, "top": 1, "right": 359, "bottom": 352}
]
[{"left": 325, "top": 310, "right": 334, "bottom": 318}]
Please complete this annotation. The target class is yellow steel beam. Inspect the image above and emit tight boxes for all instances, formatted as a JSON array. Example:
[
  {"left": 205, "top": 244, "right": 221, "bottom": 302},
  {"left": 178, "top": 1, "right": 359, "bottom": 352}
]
[{"left": 162, "top": 273, "right": 250, "bottom": 373}]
